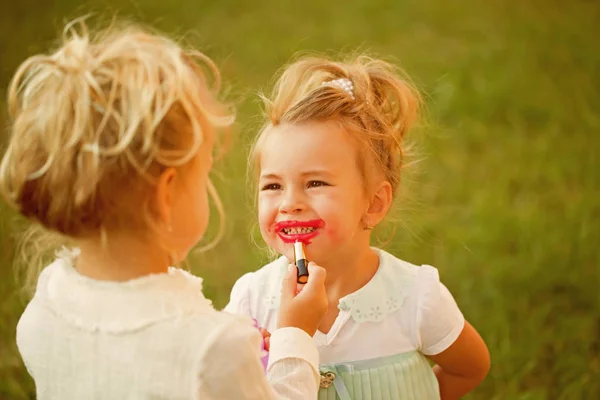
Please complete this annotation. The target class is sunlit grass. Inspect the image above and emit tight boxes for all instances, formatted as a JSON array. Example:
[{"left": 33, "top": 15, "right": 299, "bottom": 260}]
[{"left": 1, "top": 1, "right": 598, "bottom": 398}]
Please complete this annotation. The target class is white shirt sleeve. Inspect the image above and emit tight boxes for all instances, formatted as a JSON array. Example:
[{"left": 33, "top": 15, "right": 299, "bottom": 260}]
[
  {"left": 223, "top": 272, "right": 253, "bottom": 316},
  {"left": 196, "top": 320, "right": 319, "bottom": 399},
  {"left": 416, "top": 266, "right": 465, "bottom": 356}
]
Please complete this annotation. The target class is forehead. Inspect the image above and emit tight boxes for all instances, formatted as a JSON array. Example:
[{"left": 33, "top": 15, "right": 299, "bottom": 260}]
[{"left": 259, "top": 121, "right": 359, "bottom": 175}]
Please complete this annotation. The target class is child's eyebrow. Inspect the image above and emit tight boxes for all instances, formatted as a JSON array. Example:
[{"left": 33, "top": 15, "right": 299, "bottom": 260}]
[
  {"left": 259, "top": 169, "right": 335, "bottom": 180},
  {"left": 300, "top": 170, "right": 335, "bottom": 178},
  {"left": 259, "top": 173, "right": 280, "bottom": 180}
]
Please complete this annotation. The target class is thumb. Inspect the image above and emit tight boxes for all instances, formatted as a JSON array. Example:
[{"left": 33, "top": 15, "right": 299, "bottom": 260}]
[{"left": 280, "top": 264, "right": 298, "bottom": 305}]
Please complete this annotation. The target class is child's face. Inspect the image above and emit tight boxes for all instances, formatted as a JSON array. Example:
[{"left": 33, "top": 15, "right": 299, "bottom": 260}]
[
  {"left": 169, "top": 128, "right": 214, "bottom": 263},
  {"left": 258, "top": 120, "right": 370, "bottom": 264}
]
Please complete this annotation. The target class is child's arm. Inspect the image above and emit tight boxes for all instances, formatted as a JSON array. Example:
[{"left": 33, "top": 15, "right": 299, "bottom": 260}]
[
  {"left": 200, "top": 263, "right": 328, "bottom": 399},
  {"left": 416, "top": 267, "right": 490, "bottom": 399},
  {"left": 197, "top": 322, "right": 320, "bottom": 399},
  {"left": 428, "top": 321, "right": 490, "bottom": 400}
]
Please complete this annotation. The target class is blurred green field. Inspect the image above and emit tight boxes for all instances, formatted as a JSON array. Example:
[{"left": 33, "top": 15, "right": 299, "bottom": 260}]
[{"left": 1, "top": 0, "right": 598, "bottom": 399}]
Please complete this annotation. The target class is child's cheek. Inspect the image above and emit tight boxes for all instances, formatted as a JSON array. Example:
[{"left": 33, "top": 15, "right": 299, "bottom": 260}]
[
  {"left": 324, "top": 222, "right": 346, "bottom": 245},
  {"left": 258, "top": 220, "right": 279, "bottom": 251}
]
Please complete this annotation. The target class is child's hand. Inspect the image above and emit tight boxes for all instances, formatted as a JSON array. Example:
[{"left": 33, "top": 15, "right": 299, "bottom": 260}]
[
  {"left": 278, "top": 262, "right": 328, "bottom": 336},
  {"left": 258, "top": 327, "right": 271, "bottom": 351}
]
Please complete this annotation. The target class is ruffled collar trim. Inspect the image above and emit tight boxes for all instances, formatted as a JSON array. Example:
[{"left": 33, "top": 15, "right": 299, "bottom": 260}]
[
  {"left": 35, "top": 248, "right": 214, "bottom": 333},
  {"left": 263, "top": 248, "right": 418, "bottom": 323}
]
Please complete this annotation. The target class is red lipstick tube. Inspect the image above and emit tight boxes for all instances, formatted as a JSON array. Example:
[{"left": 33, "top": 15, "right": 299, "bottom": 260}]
[{"left": 294, "top": 241, "right": 309, "bottom": 284}]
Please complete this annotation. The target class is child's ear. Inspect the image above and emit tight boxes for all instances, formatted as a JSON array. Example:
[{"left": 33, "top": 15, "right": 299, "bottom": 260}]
[
  {"left": 363, "top": 181, "right": 393, "bottom": 229},
  {"left": 153, "top": 167, "right": 178, "bottom": 229}
]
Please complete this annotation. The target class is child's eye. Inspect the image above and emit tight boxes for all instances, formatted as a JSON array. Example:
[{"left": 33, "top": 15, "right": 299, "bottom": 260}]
[
  {"left": 307, "top": 180, "right": 329, "bottom": 188},
  {"left": 261, "top": 183, "right": 281, "bottom": 191}
]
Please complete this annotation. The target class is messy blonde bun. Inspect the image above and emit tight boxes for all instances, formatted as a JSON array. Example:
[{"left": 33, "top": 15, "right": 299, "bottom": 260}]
[
  {"left": 253, "top": 55, "right": 421, "bottom": 196},
  {"left": 0, "top": 19, "right": 234, "bottom": 237}
]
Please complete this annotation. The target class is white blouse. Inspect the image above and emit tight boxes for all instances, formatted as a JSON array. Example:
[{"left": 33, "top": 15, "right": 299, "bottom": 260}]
[
  {"left": 16, "top": 249, "right": 320, "bottom": 399},
  {"left": 225, "top": 248, "right": 465, "bottom": 365}
]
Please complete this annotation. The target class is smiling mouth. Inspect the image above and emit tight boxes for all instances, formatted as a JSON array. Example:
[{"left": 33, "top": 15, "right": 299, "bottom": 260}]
[
  {"left": 281, "top": 227, "right": 317, "bottom": 235},
  {"left": 274, "top": 220, "right": 324, "bottom": 243}
]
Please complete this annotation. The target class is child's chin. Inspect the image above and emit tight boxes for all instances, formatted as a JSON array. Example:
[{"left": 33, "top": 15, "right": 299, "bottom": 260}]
[
  {"left": 279, "top": 247, "right": 294, "bottom": 264},
  {"left": 171, "top": 251, "right": 187, "bottom": 265}
]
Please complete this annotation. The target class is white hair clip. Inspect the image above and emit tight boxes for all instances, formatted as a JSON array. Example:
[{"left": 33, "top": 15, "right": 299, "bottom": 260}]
[
  {"left": 82, "top": 142, "right": 101, "bottom": 156},
  {"left": 322, "top": 78, "right": 355, "bottom": 100}
]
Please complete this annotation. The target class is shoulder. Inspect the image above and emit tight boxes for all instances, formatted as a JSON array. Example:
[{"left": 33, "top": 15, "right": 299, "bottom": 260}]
[
  {"left": 22, "top": 255, "right": 70, "bottom": 313},
  {"left": 373, "top": 248, "right": 433, "bottom": 296},
  {"left": 377, "top": 248, "right": 422, "bottom": 276},
  {"left": 349, "top": 248, "right": 448, "bottom": 318},
  {"left": 339, "top": 249, "right": 426, "bottom": 323},
  {"left": 374, "top": 249, "right": 456, "bottom": 316},
  {"left": 374, "top": 248, "right": 445, "bottom": 297},
  {"left": 190, "top": 307, "right": 255, "bottom": 336},
  {"left": 370, "top": 249, "right": 465, "bottom": 353}
]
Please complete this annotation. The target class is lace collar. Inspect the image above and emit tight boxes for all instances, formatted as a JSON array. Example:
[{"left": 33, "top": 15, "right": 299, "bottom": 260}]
[
  {"left": 263, "top": 248, "right": 418, "bottom": 323},
  {"left": 35, "top": 248, "right": 214, "bottom": 334}
]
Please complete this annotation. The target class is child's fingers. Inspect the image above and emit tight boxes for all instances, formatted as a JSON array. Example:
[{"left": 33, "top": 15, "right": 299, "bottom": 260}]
[
  {"left": 258, "top": 328, "right": 271, "bottom": 339},
  {"left": 303, "top": 262, "right": 326, "bottom": 289},
  {"left": 258, "top": 328, "right": 271, "bottom": 351}
]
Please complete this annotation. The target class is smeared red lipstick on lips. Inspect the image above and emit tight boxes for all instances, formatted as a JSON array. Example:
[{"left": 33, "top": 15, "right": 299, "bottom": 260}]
[{"left": 273, "top": 219, "right": 325, "bottom": 244}]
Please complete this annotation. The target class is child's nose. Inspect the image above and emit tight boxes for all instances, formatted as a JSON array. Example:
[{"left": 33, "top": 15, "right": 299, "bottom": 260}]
[{"left": 279, "top": 189, "right": 306, "bottom": 214}]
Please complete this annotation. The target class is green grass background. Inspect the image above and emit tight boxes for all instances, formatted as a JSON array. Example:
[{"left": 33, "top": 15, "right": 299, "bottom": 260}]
[{"left": 0, "top": 0, "right": 598, "bottom": 398}]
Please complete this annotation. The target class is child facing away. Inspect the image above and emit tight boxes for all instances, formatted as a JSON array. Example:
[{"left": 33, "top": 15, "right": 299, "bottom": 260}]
[
  {"left": 0, "top": 19, "right": 330, "bottom": 399},
  {"left": 225, "top": 55, "right": 491, "bottom": 399}
]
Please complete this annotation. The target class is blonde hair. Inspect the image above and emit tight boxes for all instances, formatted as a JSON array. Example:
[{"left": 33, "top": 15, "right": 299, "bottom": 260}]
[
  {"left": 0, "top": 19, "right": 234, "bottom": 284},
  {"left": 252, "top": 55, "right": 421, "bottom": 197}
]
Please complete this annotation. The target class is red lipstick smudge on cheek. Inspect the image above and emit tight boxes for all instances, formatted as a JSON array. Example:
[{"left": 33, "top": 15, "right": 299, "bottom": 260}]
[{"left": 321, "top": 224, "right": 346, "bottom": 246}]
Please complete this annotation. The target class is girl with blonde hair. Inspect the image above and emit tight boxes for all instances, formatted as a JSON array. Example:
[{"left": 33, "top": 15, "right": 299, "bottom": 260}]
[
  {"left": 0, "top": 19, "right": 328, "bottom": 399},
  {"left": 227, "top": 55, "right": 490, "bottom": 399}
]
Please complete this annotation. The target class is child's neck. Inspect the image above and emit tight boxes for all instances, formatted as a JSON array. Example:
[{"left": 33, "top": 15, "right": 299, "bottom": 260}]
[
  {"left": 322, "top": 245, "right": 380, "bottom": 302},
  {"left": 75, "top": 231, "right": 171, "bottom": 282},
  {"left": 314, "top": 244, "right": 379, "bottom": 334}
]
